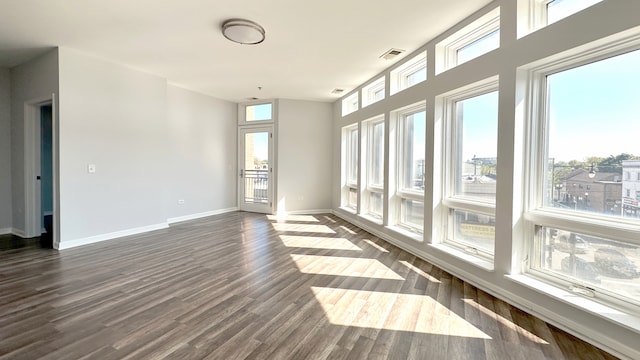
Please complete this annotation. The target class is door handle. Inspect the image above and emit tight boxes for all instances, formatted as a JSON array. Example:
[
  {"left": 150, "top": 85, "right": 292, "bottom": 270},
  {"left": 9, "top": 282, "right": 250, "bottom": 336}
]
[
  {"left": 240, "top": 169, "right": 243, "bottom": 178},
  {"left": 37, "top": 176, "right": 41, "bottom": 180}
]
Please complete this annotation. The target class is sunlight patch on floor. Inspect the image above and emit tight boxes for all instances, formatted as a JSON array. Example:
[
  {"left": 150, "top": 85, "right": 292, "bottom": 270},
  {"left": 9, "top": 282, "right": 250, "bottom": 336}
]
[
  {"left": 279, "top": 235, "right": 362, "bottom": 251},
  {"left": 267, "top": 214, "right": 319, "bottom": 223},
  {"left": 290, "top": 255, "right": 404, "bottom": 280},
  {"left": 272, "top": 223, "right": 336, "bottom": 234},
  {"left": 399, "top": 260, "right": 440, "bottom": 283},
  {"left": 362, "top": 239, "right": 389, "bottom": 253},
  {"left": 311, "top": 287, "right": 491, "bottom": 339},
  {"left": 462, "top": 299, "right": 549, "bottom": 344}
]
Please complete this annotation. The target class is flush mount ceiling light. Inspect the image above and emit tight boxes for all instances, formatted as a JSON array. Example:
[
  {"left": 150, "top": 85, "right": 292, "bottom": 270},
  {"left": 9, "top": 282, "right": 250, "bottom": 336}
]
[{"left": 222, "top": 19, "right": 265, "bottom": 45}]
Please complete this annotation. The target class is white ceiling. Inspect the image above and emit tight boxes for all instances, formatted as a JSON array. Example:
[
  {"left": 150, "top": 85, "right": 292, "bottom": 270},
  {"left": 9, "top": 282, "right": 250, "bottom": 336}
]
[{"left": 0, "top": 0, "right": 491, "bottom": 103}]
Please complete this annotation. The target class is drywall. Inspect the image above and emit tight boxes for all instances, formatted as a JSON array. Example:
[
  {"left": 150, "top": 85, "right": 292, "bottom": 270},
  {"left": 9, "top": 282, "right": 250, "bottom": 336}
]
[
  {"left": 0, "top": 67, "right": 11, "bottom": 232},
  {"left": 277, "top": 99, "right": 333, "bottom": 214},
  {"left": 10, "top": 49, "right": 59, "bottom": 235},
  {"left": 331, "top": 0, "right": 640, "bottom": 359},
  {"left": 58, "top": 47, "right": 169, "bottom": 244},
  {"left": 166, "top": 84, "right": 237, "bottom": 221}
]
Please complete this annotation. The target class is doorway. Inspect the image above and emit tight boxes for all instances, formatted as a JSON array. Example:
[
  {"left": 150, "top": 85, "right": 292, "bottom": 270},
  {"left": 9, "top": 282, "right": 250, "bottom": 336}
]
[
  {"left": 24, "top": 96, "right": 57, "bottom": 248},
  {"left": 238, "top": 126, "right": 273, "bottom": 214}
]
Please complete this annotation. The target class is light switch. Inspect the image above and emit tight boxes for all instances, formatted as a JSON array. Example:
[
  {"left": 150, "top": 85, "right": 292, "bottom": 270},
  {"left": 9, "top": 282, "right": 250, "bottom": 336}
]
[{"left": 88, "top": 164, "right": 96, "bottom": 173}]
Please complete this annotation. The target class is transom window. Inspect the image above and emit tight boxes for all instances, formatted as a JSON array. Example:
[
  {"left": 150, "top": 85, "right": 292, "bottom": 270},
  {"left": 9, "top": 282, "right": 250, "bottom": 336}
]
[
  {"left": 342, "top": 92, "right": 359, "bottom": 116},
  {"left": 362, "top": 77, "right": 386, "bottom": 108},
  {"left": 390, "top": 52, "right": 427, "bottom": 95}
]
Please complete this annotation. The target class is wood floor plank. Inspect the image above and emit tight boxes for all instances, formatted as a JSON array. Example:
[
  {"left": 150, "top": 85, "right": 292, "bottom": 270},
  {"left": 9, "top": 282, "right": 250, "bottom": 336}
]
[{"left": 0, "top": 211, "right": 621, "bottom": 359}]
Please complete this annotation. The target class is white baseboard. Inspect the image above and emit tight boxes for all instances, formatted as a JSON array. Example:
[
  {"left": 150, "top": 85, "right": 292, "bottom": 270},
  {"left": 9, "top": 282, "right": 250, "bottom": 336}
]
[
  {"left": 283, "top": 209, "right": 333, "bottom": 215},
  {"left": 57, "top": 222, "right": 169, "bottom": 250},
  {"left": 12, "top": 228, "right": 26, "bottom": 238},
  {"left": 167, "top": 207, "right": 238, "bottom": 225},
  {"left": 0, "top": 227, "right": 12, "bottom": 235}
]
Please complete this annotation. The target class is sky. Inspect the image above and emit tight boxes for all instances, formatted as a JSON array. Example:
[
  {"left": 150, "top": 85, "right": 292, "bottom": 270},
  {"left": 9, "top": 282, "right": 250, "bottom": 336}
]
[{"left": 547, "top": 48, "right": 640, "bottom": 162}]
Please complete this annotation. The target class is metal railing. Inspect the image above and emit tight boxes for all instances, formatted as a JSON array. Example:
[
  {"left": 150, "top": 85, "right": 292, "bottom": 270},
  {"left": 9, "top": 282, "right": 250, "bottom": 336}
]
[{"left": 244, "top": 169, "right": 269, "bottom": 203}]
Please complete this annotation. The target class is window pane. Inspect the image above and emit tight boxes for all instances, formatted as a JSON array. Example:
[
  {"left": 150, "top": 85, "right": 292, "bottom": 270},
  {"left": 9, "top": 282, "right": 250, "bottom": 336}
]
[
  {"left": 246, "top": 103, "right": 272, "bottom": 121},
  {"left": 406, "top": 67, "right": 426, "bottom": 87},
  {"left": 401, "top": 199, "right": 424, "bottom": 230},
  {"left": 348, "top": 187, "right": 358, "bottom": 209},
  {"left": 457, "top": 29, "right": 500, "bottom": 65},
  {"left": 348, "top": 128, "right": 358, "bottom": 184},
  {"left": 454, "top": 91, "right": 498, "bottom": 202},
  {"left": 401, "top": 111, "right": 426, "bottom": 192},
  {"left": 450, "top": 209, "right": 495, "bottom": 254},
  {"left": 342, "top": 93, "right": 359, "bottom": 116},
  {"left": 533, "top": 226, "right": 640, "bottom": 304},
  {"left": 545, "top": 49, "right": 640, "bottom": 219},
  {"left": 547, "top": 0, "right": 602, "bottom": 25},
  {"left": 369, "top": 192, "right": 383, "bottom": 218},
  {"left": 370, "top": 121, "right": 385, "bottom": 186}
]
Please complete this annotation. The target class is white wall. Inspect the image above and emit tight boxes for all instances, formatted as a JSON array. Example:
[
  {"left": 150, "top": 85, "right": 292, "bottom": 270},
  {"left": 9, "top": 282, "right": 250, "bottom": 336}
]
[
  {"left": 166, "top": 84, "right": 237, "bottom": 221},
  {"left": 0, "top": 67, "right": 11, "bottom": 232},
  {"left": 10, "top": 49, "right": 59, "bottom": 235},
  {"left": 331, "top": 0, "right": 640, "bottom": 358},
  {"left": 277, "top": 99, "right": 333, "bottom": 214},
  {"left": 58, "top": 48, "right": 169, "bottom": 246}
]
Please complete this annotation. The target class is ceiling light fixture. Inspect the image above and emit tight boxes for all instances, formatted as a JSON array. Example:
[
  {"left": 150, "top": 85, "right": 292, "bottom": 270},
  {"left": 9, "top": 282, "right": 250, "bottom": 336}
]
[{"left": 222, "top": 19, "right": 265, "bottom": 45}]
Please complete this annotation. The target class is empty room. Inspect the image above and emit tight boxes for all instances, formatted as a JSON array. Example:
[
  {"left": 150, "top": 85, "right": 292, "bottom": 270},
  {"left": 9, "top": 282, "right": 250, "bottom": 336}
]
[{"left": 1, "top": 0, "right": 639, "bottom": 359}]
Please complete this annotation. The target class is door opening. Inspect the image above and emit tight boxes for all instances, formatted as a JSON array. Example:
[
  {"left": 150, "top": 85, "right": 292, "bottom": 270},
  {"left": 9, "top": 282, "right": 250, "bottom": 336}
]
[{"left": 238, "top": 126, "right": 273, "bottom": 214}]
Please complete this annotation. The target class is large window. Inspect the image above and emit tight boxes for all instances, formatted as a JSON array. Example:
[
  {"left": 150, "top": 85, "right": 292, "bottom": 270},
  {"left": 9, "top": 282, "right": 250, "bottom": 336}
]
[
  {"left": 524, "top": 44, "right": 640, "bottom": 308},
  {"left": 362, "top": 116, "right": 385, "bottom": 221},
  {"left": 441, "top": 80, "right": 499, "bottom": 259},
  {"left": 392, "top": 105, "right": 426, "bottom": 234},
  {"left": 341, "top": 124, "right": 359, "bottom": 212}
]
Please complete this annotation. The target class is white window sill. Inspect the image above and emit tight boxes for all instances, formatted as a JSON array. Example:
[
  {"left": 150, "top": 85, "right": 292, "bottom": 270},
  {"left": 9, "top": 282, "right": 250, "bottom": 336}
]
[
  {"left": 359, "top": 214, "right": 383, "bottom": 226},
  {"left": 507, "top": 274, "right": 640, "bottom": 332},
  {"left": 387, "top": 225, "right": 423, "bottom": 242},
  {"left": 429, "top": 243, "right": 494, "bottom": 272}
]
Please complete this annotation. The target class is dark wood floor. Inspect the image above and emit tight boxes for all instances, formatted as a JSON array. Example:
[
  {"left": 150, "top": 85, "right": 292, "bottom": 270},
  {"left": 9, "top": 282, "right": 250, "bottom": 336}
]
[{"left": 0, "top": 212, "right": 618, "bottom": 359}]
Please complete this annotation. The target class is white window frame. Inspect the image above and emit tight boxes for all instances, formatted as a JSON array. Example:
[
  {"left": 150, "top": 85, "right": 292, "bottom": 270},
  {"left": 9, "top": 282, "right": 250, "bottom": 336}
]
[
  {"left": 361, "top": 115, "right": 385, "bottom": 222},
  {"left": 342, "top": 92, "right": 359, "bottom": 116},
  {"left": 390, "top": 51, "right": 427, "bottom": 95},
  {"left": 520, "top": 32, "right": 640, "bottom": 310},
  {"left": 517, "top": 0, "right": 602, "bottom": 38},
  {"left": 362, "top": 77, "right": 386, "bottom": 108},
  {"left": 390, "top": 103, "right": 426, "bottom": 236},
  {"left": 341, "top": 124, "right": 359, "bottom": 212},
  {"left": 435, "top": 7, "right": 500, "bottom": 74},
  {"left": 239, "top": 100, "right": 276, "bottom": 125},
  {"left": 438, "top": 77, "right": 499, "bottom": 260}
]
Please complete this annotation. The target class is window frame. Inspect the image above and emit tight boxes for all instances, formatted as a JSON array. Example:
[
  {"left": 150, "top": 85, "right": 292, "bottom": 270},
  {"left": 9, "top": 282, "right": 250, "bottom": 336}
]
[
  {"left": 391, "top": 103, "right": 427, "bottom": 235},
  {"left": 517, "top": 0, "right": 603, "bottom": 38},
  {"left": 439, "top": 77, "right": 499, "bottom": 260},
  {"left": 361, "top": 115, "right": 386, "bottom": 221},
  {"left": 435, "top": 7, "right": 500, "bottom": 74},
  {"left": 238, "top": 100, "right": 276, "bottom": 125},
  {"left": 520, "top": 33, "right": 640, "bottom": 309},
  {"left": 390, "top": 51, "right": 427, "bottom": 95},
  {"left": 341, "top": 123, "right": 359, "bottom": 212},
  {"left": 342, "top": 92, "right": 359, "bottom": 117},
  {"left": 362, "top": 77, "right": 386, "bottom": 108}
]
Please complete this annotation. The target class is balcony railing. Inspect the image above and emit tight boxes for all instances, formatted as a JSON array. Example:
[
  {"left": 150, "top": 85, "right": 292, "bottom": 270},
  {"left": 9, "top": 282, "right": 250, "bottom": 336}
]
[{"left": 244, "top": 169, "right": 269, "bottom": 203}]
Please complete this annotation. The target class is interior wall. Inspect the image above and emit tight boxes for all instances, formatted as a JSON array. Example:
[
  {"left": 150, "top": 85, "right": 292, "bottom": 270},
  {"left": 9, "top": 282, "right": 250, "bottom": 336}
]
[
  {"left": 166, "top": 84, "right": 237, "bottom": 221},
  {"left": 10, "top": 49, "right": 59, "bottom": 236},
  {"left": 277, "top": 99, "right": 333, "bottom": 214},
  {"left": 57, "top": 47, "right": 168, "bottom": 245},
  {"left": 0, "top": 67, "right": 11, "bottom": 232}
]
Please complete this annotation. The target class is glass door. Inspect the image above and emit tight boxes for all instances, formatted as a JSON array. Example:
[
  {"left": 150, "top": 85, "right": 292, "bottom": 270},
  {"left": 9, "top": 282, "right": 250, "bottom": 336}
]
[{"left": 239, "top": 126, "right": 273, "bottom": 213}]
